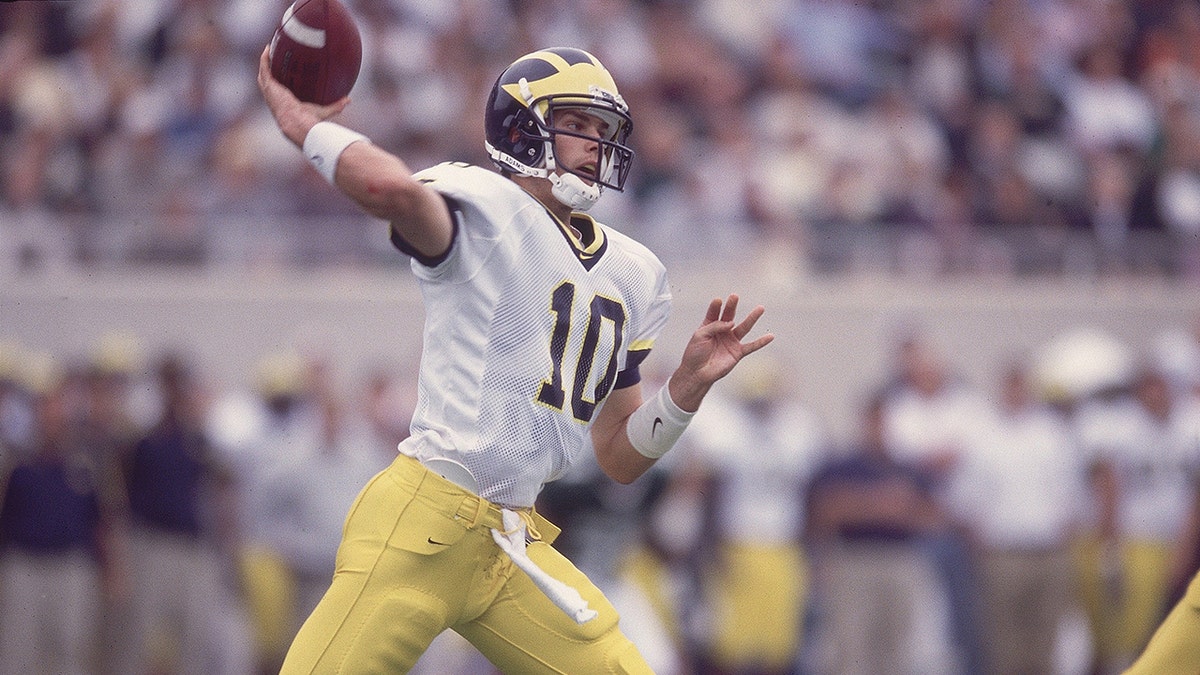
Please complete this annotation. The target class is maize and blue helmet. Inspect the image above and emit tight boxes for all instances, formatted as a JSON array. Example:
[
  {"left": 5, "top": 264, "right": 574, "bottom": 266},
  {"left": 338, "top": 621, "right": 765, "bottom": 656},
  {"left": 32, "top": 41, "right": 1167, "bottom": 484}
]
[{"left": 484, "top": 48, "right": 634, "bottom": 210}]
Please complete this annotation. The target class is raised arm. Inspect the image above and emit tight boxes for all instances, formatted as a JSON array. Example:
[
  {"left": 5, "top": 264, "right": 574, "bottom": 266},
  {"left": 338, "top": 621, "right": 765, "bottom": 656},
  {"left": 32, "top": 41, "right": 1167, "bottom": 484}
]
[
  {"left": 591, "top": 294, "right": 774, "bottom": 484},
  {"left": 256, "top": 46, "right": 453, "bottom": 259}
]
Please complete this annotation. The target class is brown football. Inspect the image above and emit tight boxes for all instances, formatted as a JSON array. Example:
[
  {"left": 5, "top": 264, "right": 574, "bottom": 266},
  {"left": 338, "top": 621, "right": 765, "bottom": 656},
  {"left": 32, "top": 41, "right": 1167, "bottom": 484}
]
[{"left": 268, "top": 0, "right": 362, "bottom": 105}]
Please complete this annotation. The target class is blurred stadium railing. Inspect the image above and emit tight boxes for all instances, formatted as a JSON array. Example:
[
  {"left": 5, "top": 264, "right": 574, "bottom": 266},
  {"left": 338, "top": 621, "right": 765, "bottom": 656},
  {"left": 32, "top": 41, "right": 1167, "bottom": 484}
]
[{"left": 6, "top": 212, "right": 1196, "bottom": 280}]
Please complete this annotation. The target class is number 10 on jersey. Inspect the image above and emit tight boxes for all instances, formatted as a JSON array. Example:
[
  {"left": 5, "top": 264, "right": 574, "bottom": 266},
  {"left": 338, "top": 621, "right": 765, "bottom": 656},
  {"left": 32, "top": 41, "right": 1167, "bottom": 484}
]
[{"left": 537, "top": 281, "right": 626, "bottom": 423}]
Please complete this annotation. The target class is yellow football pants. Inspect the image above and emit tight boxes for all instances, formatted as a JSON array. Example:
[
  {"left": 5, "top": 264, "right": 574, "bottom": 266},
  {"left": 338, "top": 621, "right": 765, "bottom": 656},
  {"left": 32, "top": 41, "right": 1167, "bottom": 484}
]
[
  {"left": 708, "top": 542, "right": 807, "bottom": 671},
  {"left": 1076, "top": 536, "right": 1172, "bottom": 666},
  {"left": 279, "top": 454, "right": 650, "bottom": 674},
  {"left": 239, "top": 545, "right": 297, "bottom": 667},
  {"left": 1124, "top": 570, "right": 1200, "bottom": 674}
]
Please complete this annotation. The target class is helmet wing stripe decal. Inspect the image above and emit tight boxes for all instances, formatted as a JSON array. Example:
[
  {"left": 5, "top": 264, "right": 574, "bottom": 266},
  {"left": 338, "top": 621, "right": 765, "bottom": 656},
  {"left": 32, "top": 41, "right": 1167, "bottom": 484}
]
[{"left": 540, "top": 48, "right": 596, "bottom": 67}]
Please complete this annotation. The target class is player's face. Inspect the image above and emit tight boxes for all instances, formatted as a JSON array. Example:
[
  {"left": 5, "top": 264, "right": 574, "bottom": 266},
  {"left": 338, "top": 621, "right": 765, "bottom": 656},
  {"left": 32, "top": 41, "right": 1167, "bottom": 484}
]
[{"left": 551, "top": 108, "right": 612, "bottom": 185}]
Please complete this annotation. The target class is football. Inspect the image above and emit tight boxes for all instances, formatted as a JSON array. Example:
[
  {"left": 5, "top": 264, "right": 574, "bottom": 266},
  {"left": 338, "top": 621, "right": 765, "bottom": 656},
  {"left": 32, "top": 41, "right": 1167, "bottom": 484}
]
[{"left": 268, "top": 0, "right": 362, "bottom": 105}]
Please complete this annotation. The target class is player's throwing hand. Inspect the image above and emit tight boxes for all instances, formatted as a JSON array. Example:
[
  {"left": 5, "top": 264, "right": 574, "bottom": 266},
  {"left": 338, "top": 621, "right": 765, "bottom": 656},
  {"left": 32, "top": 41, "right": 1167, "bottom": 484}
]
[{"left": 257, "top": 46, "right": 349, "bottom": 148}]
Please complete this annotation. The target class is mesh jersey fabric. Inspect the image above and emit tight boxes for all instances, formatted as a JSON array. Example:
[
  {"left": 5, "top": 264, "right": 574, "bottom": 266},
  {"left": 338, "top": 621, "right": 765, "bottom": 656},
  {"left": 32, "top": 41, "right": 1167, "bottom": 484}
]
[{"left": 395, "top": 162, "right": 672, "bottom": 509}]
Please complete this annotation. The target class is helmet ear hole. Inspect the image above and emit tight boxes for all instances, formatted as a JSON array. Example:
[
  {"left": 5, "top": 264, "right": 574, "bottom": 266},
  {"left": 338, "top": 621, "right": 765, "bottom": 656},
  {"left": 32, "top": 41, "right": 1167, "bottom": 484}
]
[{"left": 499, "top": 109, "right": 545, "bottom": 166}]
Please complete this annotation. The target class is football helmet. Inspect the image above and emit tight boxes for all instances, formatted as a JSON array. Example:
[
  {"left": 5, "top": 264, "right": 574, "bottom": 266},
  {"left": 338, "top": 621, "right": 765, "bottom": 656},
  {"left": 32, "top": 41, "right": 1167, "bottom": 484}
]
[{"left": 485, "top": 48, "right": 634, "bottom": 211}]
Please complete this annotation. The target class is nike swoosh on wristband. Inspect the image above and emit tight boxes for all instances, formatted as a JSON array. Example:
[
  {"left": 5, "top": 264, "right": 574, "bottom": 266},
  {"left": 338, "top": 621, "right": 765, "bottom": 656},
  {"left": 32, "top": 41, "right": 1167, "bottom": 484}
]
[{"left": 652, "top": 417, "right": 663, "bottom": 438}]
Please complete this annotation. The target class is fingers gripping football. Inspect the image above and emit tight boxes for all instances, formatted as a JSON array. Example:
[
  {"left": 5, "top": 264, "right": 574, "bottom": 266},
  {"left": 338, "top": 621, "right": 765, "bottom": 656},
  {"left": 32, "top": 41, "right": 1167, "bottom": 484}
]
[
  {"left": 268, "top": 0, "right": 362, "bottom": 105},
  {"left": 258, "top": 46, "right": 350, "bottom": 147}
]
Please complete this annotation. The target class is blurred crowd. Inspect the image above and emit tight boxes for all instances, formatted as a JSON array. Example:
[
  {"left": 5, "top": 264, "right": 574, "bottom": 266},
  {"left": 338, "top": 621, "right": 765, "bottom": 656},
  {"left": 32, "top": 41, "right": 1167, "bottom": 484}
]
[
  {"left": 6, "top": 0, "right": 1200, "bottom": 673},
  {"left": 0, "top": 334, "right": 413, "bottom": 674},
  {"left": 3, "top": 315, "right": 1200, "bottom": 674},
  {"left": 3, "top": 0, "right": 1200, "bottom": 275}
]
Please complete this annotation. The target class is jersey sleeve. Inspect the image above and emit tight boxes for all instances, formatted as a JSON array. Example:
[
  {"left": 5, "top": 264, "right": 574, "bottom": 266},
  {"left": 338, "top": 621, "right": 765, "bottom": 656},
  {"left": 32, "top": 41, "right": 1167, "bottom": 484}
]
[
  {"left": 396, "top": 162, "right": 524, "bottom": 282},
  {"left": 389, "top": 194, "right": 460, "bottom": 268},
  {"left": 615, "top": 247, "right": 672, "bottom": 389}
]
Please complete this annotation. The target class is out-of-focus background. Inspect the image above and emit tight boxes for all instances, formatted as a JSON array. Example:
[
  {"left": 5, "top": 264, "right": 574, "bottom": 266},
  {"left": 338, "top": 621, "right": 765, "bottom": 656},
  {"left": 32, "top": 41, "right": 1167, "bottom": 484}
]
[{"left": 2, "top": 0, "right": 1200, "bottom": 674}]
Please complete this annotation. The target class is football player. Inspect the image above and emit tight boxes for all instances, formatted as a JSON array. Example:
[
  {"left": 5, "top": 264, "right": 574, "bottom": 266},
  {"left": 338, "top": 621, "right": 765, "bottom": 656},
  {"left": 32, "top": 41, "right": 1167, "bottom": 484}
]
[{"left": 257, "top": 46, "right": 773, "bottom": 673}]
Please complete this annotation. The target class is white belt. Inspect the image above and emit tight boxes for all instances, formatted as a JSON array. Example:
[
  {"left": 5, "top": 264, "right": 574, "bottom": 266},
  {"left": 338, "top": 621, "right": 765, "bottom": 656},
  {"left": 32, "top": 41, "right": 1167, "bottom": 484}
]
[
  {"left": 420, "top": 456, "right": 479, "bottom": 494},
  {"left": 491, "top": 509, "right": 598, "bottom": 624},
  {"left": 419, "top": 456, "right": 597, "bottom": 623}
]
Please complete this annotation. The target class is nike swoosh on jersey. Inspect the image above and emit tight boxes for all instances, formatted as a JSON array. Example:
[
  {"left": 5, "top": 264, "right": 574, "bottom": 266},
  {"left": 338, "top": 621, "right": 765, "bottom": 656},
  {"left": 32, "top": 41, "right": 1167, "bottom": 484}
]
[{"left": 427, "top": 537, "right": 451, "bottom": 546}]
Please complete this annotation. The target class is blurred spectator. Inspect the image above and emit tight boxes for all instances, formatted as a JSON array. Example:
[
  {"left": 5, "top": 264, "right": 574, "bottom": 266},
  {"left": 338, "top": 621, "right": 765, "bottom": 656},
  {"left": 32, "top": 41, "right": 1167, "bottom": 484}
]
[
  {"left": 905, "top": 0, "right": 975, "bottom": 164},
  {"left": 0, "top": 0, "right": 1197, "bottom": 276},
  {"left": 606, "top": 454, "right": 702, "bottom": 675},
  {"left": 535, "top": 369, "right": 692, "bottom": 675},
  {"left": 877, "top": 332, "right": 990, "bottom": 673},
  {"left": 360, "top": 365, "right": 414, "bottom": 452},
  {"left": 747, "top": 74, "right": 845, "bottom": 241},
  {"left": 1084, "top": 149, "right": 1143, "bottom": 272},
  {"left": 1062, "top": 41, "right": 1157, "bottom": 157},
  {"left": 858, "top": 84, "right": 953, "bottom": 229},
  {"left": 946, "top": 362, "right": 1091, "bottom": 675},
  {"left": 683, "top": 359, "right": 829, "bottom": 675},
  {"left": 531, "top": 442, "right": 627, "bottom": 580},
  {"left": 252, "top": 358, "right": 393, "bottom": 639},
  {"left": 1151, "top": 318, "right": 1200, "bottom": 399},
  {"left": 805, "top": 392, "right": 955, "bottom": 675},
  {"left": 77, "top": 331, "right": 146, "bottom": 674},
  {"left": 209, "top": 348, "right": 316, "bottom": 673},
  {"left": 1162, "top": 379, "right": 1200, "bottom": 613},
  {"left": 878, "top": 332, "right": 990, "bottom": 487},
  {"left": 1073, "top": 364, "right": 1200, "bottom": 673},
  {"left": 120, "top": 353, "right": 244, "bottom": 675},
  {"left": 0, "top": 354, "right": 125, "bottom": 675},
  {"left": 207, "top": 350, "right": 409, "bottom": 673}
]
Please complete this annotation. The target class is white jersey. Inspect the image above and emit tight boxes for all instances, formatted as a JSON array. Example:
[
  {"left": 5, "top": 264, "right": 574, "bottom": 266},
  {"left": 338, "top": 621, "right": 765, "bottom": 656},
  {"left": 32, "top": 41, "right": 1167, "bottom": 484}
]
[
  {"left": 1074, "top": 395, "right": 1200, "bottom": 540},
  {"left": 947, "top": 405, "right": 1086, "bottom": 550},
  {"left": 395, "top": 163, "right": 672, "bottom": 508},
  {"left": 686, "top": 390, "right": 827, "bottom": 544}
]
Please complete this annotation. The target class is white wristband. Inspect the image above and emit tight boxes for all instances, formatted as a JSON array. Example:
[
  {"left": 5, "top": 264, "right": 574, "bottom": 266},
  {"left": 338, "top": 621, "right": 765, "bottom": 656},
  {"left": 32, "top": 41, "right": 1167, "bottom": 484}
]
[
  {"left": 302, "top": 121, "right": 369, "bottom": 184},
  {"left": 627, "top": 381, "right": 695, "bottom": 460}
]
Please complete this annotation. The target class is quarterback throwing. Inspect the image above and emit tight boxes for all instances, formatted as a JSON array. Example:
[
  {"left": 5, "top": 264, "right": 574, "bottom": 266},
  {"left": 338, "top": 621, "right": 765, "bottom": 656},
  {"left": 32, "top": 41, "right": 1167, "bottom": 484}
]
[{"left": 258, "top": 45, "right": 773, "bottom": 673}]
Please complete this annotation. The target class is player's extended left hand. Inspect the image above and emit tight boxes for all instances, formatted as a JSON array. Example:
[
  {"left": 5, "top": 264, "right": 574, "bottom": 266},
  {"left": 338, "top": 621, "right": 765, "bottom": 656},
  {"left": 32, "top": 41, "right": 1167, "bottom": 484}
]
[
  {"left": 257, "top": 45, "right": 350, "bottom": 148},
  {"left": 670, "top": 294, "right": 774, "bottom": 411}
]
